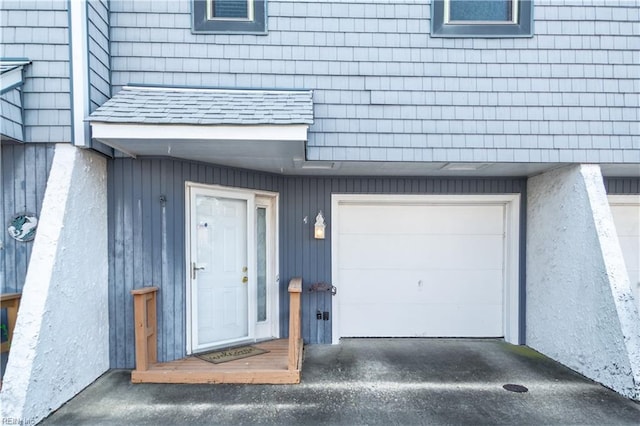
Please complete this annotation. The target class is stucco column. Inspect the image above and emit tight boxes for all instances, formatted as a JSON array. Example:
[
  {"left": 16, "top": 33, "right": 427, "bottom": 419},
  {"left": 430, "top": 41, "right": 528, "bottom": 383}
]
[
  {"left": 527, "top": 164, "right": 640, "bottom": 400},
  {"left": 0, "top": 144, "right": 109, "bottom": 422}
]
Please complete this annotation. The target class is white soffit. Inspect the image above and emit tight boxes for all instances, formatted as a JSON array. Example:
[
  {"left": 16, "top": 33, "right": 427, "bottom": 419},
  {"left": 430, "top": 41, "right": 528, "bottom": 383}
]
[{"left": 91, "top": 123, "right": 308, "bottom": 174}]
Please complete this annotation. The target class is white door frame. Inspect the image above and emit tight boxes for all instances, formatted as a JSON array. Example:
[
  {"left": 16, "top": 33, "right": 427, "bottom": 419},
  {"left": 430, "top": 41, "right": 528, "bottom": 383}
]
[
  {"left": 185, "top": 182, "right": 279, "bottom": 354},
  {"left": 331, "top": 193, "right": 521, "bottom": 345},
  {"left": 254, "top": 194, "right": 281, "bottom": 340}
]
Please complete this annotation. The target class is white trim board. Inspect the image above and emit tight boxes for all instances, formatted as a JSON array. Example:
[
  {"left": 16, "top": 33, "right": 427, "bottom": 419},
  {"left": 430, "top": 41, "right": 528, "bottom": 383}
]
[
  {"left": 69, "top": 0, "right": 90, "bottom": 147},
  {"left": 330, "top": 193, "right": 521, "bottom": 345},
  {"left": 91, "top": 123, "right": 309, "bottom": 143}
]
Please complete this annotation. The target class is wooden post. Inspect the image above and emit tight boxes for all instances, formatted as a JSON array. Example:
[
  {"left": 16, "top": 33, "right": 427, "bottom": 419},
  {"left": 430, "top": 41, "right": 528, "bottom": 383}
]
[
  {"left": 287, "top": 277, "right": 302, "bottom": 371},
  {"left": 1, "top": 293, "right": 22, "bottom": 354},
  {"left": 131, "top": 287, "right": 158, "bottom": 371}
]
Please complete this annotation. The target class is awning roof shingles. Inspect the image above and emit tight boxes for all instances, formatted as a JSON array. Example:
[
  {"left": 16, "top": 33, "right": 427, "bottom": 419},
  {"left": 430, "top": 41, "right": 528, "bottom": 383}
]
[{"left": 88, "top": 85, "right": 314, "bottom": 125}]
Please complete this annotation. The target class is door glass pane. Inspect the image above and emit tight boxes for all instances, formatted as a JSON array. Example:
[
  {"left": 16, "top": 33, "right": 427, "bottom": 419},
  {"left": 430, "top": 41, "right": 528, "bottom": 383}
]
[
  {"left": 256, "top": 207, "right": 267, "bottom": 322},
  {"left": 449, "top": 0, "right": 512, "bottom": 22}
]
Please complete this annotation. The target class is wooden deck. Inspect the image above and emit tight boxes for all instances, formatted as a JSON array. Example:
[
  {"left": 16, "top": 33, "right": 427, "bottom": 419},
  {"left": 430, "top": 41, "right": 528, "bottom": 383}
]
[
  {"left": 131, "top": 338, "right": 302, "bottom": 384},
  {"left": 130, "top": 278, "right": 303, "bottom": 385}
]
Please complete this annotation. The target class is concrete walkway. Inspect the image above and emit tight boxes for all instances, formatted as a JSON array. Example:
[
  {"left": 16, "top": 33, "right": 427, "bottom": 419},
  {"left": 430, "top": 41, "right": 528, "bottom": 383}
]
[{"left": 41, "top": 339, "right": 640, "bottom": 425}]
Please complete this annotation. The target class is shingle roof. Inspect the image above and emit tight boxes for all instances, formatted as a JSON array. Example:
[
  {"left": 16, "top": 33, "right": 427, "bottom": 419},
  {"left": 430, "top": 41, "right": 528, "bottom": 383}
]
[{"left": 88, "top": 85, "right": 314, "bottom": 125}]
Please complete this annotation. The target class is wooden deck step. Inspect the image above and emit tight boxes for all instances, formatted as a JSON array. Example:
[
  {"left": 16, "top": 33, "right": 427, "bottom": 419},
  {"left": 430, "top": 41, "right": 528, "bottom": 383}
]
[{"left": 131, "top": 339, "right": 302, "bottom": 384}]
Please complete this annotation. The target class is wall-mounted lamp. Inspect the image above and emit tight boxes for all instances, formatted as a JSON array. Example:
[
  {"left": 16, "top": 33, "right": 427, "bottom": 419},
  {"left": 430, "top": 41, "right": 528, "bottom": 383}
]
[{"left": 314, "top": 211, "right": 326, "bottom": 239}]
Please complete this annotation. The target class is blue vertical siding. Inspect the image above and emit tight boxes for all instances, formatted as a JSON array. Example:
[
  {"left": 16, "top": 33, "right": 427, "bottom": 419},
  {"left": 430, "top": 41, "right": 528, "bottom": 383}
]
[
  {"left": 604, "top": 177, "right": 640, "bottom": 194},
  {"left": 281, "top": 175, "right": 528, "bottom": 344},
  {"left": 108, "top": 158, "right": 284, "bottom": 367},
  {"left": 108, "top": 157, "right": 526, "bottom": 367},
  {"left": 0, "top": 143, "right": 56, "bottom": 293}
]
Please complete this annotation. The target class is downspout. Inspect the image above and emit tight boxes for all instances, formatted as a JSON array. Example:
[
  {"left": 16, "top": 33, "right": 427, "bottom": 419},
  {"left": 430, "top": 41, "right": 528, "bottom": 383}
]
[
  {"left": 68, "top": 0, "right": 90, "bottom": 147},
  {"left": 106, "top": 0, "right": 113, "bottom": 99}
]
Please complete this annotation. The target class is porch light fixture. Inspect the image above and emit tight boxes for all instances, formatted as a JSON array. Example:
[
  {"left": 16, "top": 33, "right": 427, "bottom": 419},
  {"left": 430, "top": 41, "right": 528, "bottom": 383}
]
[{"left": 314, "top": 211, "right": 326, "bottom": 239}]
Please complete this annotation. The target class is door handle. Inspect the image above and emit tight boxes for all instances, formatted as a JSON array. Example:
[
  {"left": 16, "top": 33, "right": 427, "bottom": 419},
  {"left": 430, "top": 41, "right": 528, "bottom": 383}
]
[{"left": 192, "top": 262, "right": 205, "bottom": 279}]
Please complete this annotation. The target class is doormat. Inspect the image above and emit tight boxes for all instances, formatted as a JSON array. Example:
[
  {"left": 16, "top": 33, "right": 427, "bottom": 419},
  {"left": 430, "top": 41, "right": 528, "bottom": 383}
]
[{"left": 195, "top": 345, "right": 269, "bottom": 364}]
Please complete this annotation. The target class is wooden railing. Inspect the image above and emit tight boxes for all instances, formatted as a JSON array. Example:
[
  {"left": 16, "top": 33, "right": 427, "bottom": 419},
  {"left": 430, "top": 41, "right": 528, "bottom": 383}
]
[
  {"left": 288, "top": 277, "right": 303, "bottom": 371},
  {"left": 1, "top": 293, "right": 21, "bottom": 353},
  {"left": 131, "top": 279, "right": 303, "bottom": 377},
  {"left": 131, "top": 287, "right": 158, "bottom": 372}
]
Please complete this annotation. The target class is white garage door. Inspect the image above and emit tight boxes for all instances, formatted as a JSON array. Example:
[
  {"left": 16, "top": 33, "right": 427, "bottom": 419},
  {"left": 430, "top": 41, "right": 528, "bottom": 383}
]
[
  {"left": 335, "top": 201, "right": 506, "bottom": 338},
  {"left": 609, "top": 196, "right": 640, "bottom": 310}
]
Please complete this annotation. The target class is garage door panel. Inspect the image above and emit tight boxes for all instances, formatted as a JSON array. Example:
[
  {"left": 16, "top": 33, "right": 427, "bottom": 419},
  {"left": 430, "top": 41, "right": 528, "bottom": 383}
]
[
  {"left": 339, "top": 205, "right": 504, "bottom": 235},
  {"left": 339, "top": 234, "right": 504, "bottom": 270},
  {"left": 610, "top": 201, "right": 640, "bottom": 311},
  {"left": 336, "top": 201, "right": 507, "bottom": 339},
  {"left": 618, "top": 237, "right": 639, "bottom": 270},
  {"left": 338, "top": 269, "right": 503, "bottom": 305},
  {"left": 610, "top": 204, "right": 640, "bottom": 235},
  {"left": 340, "top": 302, "right": 503, "bottom": 337}
]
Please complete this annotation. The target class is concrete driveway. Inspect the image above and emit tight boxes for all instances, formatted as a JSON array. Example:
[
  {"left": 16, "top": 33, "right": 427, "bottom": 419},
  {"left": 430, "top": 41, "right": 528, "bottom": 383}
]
[{"left": 41, "top": 339, "right": 640, "bottom": 425}]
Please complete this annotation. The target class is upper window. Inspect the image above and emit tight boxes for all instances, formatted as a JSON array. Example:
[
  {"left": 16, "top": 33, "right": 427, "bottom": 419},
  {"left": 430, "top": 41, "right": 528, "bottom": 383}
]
[
  {"left": 431, "top": 0, "right": 533, "bottom": 38},
  {"left": 192, "top": 0, "right": 267, "bottom": 34}
]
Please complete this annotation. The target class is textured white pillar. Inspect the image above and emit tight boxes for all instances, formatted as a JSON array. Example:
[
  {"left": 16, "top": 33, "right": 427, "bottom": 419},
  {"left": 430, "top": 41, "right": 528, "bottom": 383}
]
[
  {"left": 527, "top": 164, "right": 640, "bottom": 400},
  {"left": 0, "top": 144, "right": 109, "bottom": 422}
]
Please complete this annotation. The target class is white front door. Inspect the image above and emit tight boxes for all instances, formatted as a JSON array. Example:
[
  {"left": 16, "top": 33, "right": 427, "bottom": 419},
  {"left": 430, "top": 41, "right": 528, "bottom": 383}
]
[
  {"left": 187, "top": 184, "right": 279, "bottom": 354},
  {"left": 190, "top": 187, "right": 252, "bottom": 352}
]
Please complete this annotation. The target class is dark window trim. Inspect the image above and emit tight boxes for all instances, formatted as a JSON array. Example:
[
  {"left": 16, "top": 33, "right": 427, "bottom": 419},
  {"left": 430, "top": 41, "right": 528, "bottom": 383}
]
[
  {"left": 431, "top": 0, "right": 533, "bottom": 38},
  {"left": 192, "top": 0, "right": 267, "bottom": 34}
]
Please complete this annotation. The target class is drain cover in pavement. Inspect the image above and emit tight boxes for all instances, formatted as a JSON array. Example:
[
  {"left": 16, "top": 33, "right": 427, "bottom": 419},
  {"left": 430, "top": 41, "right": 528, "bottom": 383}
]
[{"left": 503, "top": 384, "right": 528, "bottom": 393}]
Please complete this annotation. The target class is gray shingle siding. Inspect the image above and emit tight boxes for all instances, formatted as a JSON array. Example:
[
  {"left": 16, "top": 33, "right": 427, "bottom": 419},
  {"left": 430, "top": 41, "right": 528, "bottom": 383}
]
[
  {"left": 0, "top": 0, "right": 71, "bottom": 143},
  {"left": 88, "top": 0, "right": 111, "bottom": 113},
  {"left": 107, "top": 0, "right": 639, "bottom": 163}
]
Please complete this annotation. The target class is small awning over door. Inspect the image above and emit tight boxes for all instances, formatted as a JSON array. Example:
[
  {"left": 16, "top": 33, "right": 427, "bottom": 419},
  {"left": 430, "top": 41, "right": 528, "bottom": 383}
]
[{"left": 88, "top": 85, "right": 314, "bottom": 174}]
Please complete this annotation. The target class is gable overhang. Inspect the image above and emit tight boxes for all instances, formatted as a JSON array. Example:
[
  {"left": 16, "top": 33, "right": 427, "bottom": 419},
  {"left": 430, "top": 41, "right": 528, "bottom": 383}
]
[{"left": 90, "top": 121, "right": 309, "bottom": 173}]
